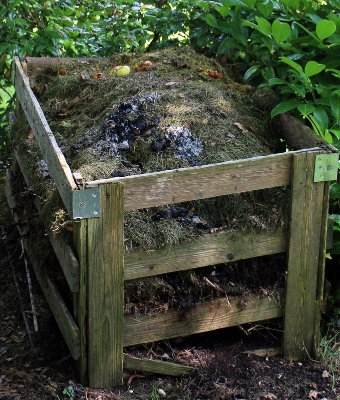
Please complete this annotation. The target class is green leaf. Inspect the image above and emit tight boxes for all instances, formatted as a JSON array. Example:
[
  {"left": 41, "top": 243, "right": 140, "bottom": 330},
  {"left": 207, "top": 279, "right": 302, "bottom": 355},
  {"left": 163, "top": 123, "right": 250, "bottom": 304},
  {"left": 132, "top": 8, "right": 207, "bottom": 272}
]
[
  {"left": 330, "top": 93, "right": 340, "bottom": 122},
  {"left": 244, "top": 65, "right": 260, "bottom": 81},
  {"left": 271, "top": 99, "right": 302, "bottom": 118},
  {"left": 313, "top": 107, "right": 329, "bottom": 131},
  {"left": 256, "top": 17, "right": 271, "bottom": 35},
  {"left": 330, "top": 183, "right": 340, "bottom": 199},
  {"left": 257, "top": 0, "right": 273, "bottom": 17},
  {"left": 204, "top": 13, "right": 217, "bottom": 28},
  {"left": 330, "top": 128, "right": 340, "bottom": 139},
  {"left": 279, "top": 56, "right": 303, "bottom": 73},
  {"left": 304, "top": 61, "right": 326, "bottom": 78},
  {"left": 272, "top": 20, "right": 291, "bottom": 44},
  {"left": 316, "top": 19, "right": 336, "bottom": 41},
  {"left": 215, "top": 5, "right": 230, "bottom": 18},
  {"left": 261, "top": 36, "right": 274, "bottom": 52},
  {"left": 324, "top": 129, "right": 333, "bottom": 143},
  {"left": 288, "top": 84, "right": 306, "bottom": 97},
  {"left": 297, "top": 103, "right": 315, "bottom": 115},
  {"left": 242, "top": 0, "right": 257, "bottom": 7},
  {"left": 268, "top": 78, "right": 286, "bottom": 86}
]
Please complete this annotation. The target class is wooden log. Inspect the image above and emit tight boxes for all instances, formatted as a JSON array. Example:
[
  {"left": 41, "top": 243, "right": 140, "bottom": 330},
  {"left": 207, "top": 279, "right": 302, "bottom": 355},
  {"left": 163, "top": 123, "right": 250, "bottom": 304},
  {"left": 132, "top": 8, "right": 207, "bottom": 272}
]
[
  {"left": 124, "top": 228, "right": 287, "bottom": 280},
  {"left": 13, "top": 148, "right": 80, "bottom": 292},
  {"left": 283, "top": 152, "right": 326, "bottom": 360},
  {"left": 87, "top": 183, "right": 124, "bottom": 388},
  {"left": 23, "top": 238, "right": 81, "bottom": 360},
  {"left": 124, "top": 292, "right": 283, "bottom": 347},
  {"left": 73, "top": 219, "right": 88, "bottom": 385},
  {"left": 123, "top": 354, "right": 196, "bottom": 376},
  {"left": 12, "top": 57, "right": 76, "bottom": 216},
  {"left": 279, "top": 114, "right": 337, "bottom": 151},
  {"left": 85, "top": 152, "right": 294, "bottom": 210}
]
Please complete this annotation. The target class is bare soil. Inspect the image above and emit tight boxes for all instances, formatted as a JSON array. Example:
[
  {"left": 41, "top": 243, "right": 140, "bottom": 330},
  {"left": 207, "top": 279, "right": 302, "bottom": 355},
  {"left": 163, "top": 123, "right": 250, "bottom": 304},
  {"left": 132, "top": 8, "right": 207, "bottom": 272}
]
[{"left": 0, "top": 176, "right": 339, "bottom": 400}]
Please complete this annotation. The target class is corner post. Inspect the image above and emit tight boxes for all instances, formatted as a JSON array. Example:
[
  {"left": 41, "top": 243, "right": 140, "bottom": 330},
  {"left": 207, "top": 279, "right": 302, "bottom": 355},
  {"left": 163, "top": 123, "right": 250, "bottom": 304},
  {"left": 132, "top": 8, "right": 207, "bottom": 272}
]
[
  {"left": 283, "top": 151, "right": 328, "bottom": 360},
  {"left": 86, "top": 183, "right": 124, "bottom": 387}
]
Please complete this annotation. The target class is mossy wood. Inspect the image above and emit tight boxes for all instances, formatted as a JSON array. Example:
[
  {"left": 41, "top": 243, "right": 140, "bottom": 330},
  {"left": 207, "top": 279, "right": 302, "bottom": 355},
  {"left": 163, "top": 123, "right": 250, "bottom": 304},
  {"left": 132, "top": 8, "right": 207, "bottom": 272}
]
[
  {"left": 12, "top": 57, "right": 77, "bottom": 216},
  {"left": 86, "top": 152, "right": 293, "bottom": 210},
  {"left": 123, "top": 354, "right": 196, "bottom": 376},
  {"left": 124, "top": 291, "right": 283, "bottom": 346},
  {"left": 9, "top": 55, "right": 338, "bottom": 388},
  {"left": 13, "top": 148, "right": 80, "bottom": 292},
  {"left": 124, "top": 228, "right": 287, "bottom": 280},
  {"left": 283, "top": 152, "right": 328, "bottom": 360}
]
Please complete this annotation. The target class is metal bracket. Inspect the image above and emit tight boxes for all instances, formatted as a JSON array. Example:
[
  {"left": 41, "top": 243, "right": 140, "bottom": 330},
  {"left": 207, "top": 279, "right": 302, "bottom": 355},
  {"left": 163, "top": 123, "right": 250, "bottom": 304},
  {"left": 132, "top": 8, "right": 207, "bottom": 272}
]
[
  {"left": 72, "top": 187, "right": 100, "bottom": 219},
  {"left": 314, "top": 153, "right": 339, "bottom": 182}
]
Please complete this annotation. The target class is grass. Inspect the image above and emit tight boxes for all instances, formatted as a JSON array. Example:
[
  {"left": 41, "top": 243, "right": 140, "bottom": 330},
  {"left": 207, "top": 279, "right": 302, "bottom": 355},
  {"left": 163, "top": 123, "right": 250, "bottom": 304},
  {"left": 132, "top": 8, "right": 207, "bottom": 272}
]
[{"left": 318, "top": 325, "right": 340, "bottom": 390}]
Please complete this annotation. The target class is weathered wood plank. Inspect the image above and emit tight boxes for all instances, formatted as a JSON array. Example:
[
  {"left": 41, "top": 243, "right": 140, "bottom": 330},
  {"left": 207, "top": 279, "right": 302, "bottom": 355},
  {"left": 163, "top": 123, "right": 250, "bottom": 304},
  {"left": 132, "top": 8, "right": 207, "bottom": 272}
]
[
  {"left": 73, "top": 219, "right": 88, "bottom": 385},
  {"left": 124, "top": 228, "right": 287, "bottom": 280},
  {"left": 124, "top": 292, "right": 283, "bottom": 346},
  {"left": 12, "top": 57, "right": 76, "bottom": 216},
  {"left": 87, "top": 183, "right": 124, "bottom": 388},
  {"left": 123, "top": 354, "right": 196, "bottom": 376},
  {"left": 85, "top": 152, "right": 293, "bottom": 210},
  {"left": 13, "top": 148, "right": 80, "bottom": 292},
  {"left": 313, "top": 181, "right": 330, "bottom": 353},
  {"left": 326, "top": 214, "right": 334, "bottom": 250},
  {"left": 283, "top": 152, "right": 326, "bottom": 360},
  {"left": 23, "top": 238, "right": 81, "bottom": 360},
  {"left": 25, "top": 57, "right": 110, "bottom": 79}
]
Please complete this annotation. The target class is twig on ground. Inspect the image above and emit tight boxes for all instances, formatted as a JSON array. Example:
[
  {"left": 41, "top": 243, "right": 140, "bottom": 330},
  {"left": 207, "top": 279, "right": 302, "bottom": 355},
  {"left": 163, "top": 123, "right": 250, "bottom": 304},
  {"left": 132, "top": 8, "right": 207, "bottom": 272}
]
[
  {"left": 11, "top": 262, "right": 34, "bottom": 348},
  {"left": 23, "top": 255, "right": 38, "bottom": 332}
]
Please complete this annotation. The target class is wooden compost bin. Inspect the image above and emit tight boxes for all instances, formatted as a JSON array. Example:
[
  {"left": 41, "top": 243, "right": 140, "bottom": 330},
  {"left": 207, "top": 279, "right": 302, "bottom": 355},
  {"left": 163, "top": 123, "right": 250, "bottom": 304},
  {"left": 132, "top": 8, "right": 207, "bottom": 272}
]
[{"left": 7, "top": 56, "right": 339, "bottom": 388}]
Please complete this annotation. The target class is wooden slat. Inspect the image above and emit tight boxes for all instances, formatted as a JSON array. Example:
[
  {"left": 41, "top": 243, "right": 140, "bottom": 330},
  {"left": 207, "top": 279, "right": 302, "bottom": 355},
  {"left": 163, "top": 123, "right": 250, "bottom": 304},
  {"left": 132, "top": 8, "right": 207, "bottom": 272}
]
[
  {"left": 73, "top": 219, "right": 88, "bottom": 385},
  {"left": 25, "top": 57, "right": 110, "bottom": 79},
  {"left": 86, "top": 152, "right": 294, "bottom": 210},
  {"left": 13, "top": 148, "right": 80, "bottom": 292},
  {"left": 123, "top": 354, "right": 196, "bottom": 376},
  {"left": 124, "top": 292, "right": 283, "bottom": 347},
  {"left": 124, "top": 228, "right": 287, "bottom": 280},
  {"left": 313, "top": 181, "right": 330, "bottom": 353},
  {"left": 13, "top": 57, "right": 76, "bottom": 216},
  {"left": 283, "top": 152, "right": 326, "bottom": 360},
  {"left": 23, "top": 238, "right": 81, "bottom": 360},
  {"left": 87, "top": 183, "right": 124, "bottom": 388}
]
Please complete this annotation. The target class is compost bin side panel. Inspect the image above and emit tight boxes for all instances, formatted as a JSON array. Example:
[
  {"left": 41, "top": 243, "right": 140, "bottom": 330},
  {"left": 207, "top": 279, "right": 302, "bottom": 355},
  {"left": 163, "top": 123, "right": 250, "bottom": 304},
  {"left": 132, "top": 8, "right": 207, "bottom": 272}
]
[
  {"left": 87, "top": 183, "right": 124, "bottom": 388},
  {"left": 283, "top": 151, "right": 326, "bottom": 360}
]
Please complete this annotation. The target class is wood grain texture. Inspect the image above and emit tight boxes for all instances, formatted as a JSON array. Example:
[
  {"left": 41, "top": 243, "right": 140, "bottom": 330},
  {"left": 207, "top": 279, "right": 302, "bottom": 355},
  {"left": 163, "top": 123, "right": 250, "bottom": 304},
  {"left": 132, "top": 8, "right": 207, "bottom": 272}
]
[
  {"left": 124, "top": 292, "right": 283, "bottom": 346},
  {"left": 124, "top": 228, "right": 287, "bottom": 280},
  {"left": 123, "top": 354, "right": 196, "bottom": 376},
  {"left": 313, "top": 181, "right": 330, "bottom": 353},
  {"left": 23, "top": 238, "right": 81, "bottom": 360},
  {"left": 13, "top": 57, "right": 76, "bottom": 215},
  {"left": 73, "top": 219, "right": 88, "bottom": 385},
  {"left": 85, "top": 152, "right": 293, "bottom": 210},
  {"left": 283, "top": 152, "right": 326, "bottom": 360},
  {"left": 87, "top": 183, "right": 124, "bottom": 388}
]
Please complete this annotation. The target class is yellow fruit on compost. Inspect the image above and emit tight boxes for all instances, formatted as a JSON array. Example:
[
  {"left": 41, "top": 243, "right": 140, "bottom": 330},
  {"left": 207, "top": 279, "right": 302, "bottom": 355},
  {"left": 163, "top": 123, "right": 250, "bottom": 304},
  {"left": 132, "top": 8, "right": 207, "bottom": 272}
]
[{"left": 116, "top": 66, "right": 131, "bottom": 77}]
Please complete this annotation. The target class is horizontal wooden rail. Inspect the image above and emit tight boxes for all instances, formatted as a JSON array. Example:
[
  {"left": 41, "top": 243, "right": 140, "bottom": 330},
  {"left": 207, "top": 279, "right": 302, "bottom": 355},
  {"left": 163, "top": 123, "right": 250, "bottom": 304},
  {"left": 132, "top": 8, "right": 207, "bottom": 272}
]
[
  {"left": 86, "top": 152, "right": 294, "bottom": 210},
  {"left": 123, "top": 291, "right": 283, "bottom": 346},
  {"left": 124, "top": 228, "right": 287, "bottom": 280},
  {"left": 12, "top": 57, "right": 77, "bottom": 216},
  {"left": 123, "top": 354, "right": 196, "bottom": 376}
]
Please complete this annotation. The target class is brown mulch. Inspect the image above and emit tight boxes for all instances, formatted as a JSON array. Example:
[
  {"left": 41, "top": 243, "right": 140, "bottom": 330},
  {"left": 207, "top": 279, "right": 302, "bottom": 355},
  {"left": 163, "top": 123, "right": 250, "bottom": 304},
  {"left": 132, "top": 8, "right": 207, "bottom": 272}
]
[{"left": 0, "top": 176, "right": 339, "bottom": 399}]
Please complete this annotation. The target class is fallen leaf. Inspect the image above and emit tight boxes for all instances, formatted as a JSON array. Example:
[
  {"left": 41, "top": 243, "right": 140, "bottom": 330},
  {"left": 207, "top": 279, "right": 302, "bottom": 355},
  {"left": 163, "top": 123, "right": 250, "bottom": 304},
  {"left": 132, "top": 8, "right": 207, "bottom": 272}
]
[
  {"left": 80, "top": 73, "right": 90, "bottom": 81},
  {"left": 264, "top": 394, "right": 277, "bottom": 400},
  {"left": 58, "top": 67, "right": 66, "bottom": 75},
  {"left": 233, "top": 122, "right": 248, "bottom": 134},
  {"left": 28, "top": 130, "right": 34, "bottom": 139},
  {"left": 93, "top": 72, "right": 105, "bottom": 79},
  {"left": 135, "top": 60, "right": 152, "bottom": 72},
  {"left": 164, "top": 81, "right": 178, "bottom": 86},
  {"left": 227, "top": 133, "right": 235, "bottom": 138},
  {"left": 178, "top": 93, "right": 185, "bottom": 98},
  {"left": 208, "top": 70, "right": 224, "bottom": 79},
  {"left": 309, "top": 390, "right": 318, "bottom": 399}
]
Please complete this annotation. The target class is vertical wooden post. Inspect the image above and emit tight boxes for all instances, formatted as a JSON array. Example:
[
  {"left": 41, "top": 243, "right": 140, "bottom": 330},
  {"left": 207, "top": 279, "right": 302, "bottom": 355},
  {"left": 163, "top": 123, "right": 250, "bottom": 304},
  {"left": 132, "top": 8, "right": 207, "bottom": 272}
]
[
  {"left": 86, "top": 183, "right": 124, "bottom": 388},
  {"left": 283, "top": 152, "right": 327, "bottom": 360},
  {"left": 73, "top": 219, "right": 88, "bottom": 385}
]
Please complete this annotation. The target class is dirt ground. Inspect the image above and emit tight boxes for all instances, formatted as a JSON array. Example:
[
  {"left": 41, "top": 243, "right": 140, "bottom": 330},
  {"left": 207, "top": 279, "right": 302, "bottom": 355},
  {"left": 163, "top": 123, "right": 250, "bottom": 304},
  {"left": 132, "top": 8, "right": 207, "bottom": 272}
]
[{"left": 0, "top": 174, "right": 339, "bottom": 400}]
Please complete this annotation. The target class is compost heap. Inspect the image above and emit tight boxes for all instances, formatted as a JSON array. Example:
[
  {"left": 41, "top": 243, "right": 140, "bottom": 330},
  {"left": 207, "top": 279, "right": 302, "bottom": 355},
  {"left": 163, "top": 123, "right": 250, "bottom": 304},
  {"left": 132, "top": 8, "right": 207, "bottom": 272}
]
[{"left": 11, "top": 47, "right": 288, "bottom": 314}]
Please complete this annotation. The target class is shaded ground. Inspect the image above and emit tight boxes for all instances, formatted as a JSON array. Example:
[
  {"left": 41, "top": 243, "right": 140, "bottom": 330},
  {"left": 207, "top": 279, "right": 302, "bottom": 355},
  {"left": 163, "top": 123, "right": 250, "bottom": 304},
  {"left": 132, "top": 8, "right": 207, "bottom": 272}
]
[{"left": 0, "top": 175, "right": 339, "bottom": 400}]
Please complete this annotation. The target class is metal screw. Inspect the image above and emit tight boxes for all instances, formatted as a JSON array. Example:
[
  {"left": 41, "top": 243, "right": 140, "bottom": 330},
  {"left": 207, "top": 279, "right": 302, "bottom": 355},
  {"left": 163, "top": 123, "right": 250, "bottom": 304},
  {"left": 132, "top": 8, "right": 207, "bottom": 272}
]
[
  {"left": 79, "top": 202, "right": 84, "bottom": 207},
  {"left": 327, "top": 166, "right": 331, "bottom": 170},
  {"left": 94, "top": 210, "right": 98, "bottom": 215},
  {"left": 320, "top": 174, "right": 324, "bottom": 177}
]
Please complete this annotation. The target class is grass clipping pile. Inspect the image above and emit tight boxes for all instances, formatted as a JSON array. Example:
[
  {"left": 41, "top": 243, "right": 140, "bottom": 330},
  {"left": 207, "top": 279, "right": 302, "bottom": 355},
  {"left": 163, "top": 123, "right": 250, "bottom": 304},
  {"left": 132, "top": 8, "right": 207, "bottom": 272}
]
[{"left": 12, "top": 47, "right": 289, "bottom": 314}]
